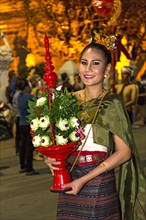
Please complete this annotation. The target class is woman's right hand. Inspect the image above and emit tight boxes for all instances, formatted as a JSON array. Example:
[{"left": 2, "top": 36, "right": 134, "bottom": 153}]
[{"left": 44, "top": 156, "right": 60, "bottom": 176}]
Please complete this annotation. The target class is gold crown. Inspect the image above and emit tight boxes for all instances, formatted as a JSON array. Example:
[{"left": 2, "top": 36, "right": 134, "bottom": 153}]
[{"left": 91, "top": 28, "right": 117, "bottom": 50}]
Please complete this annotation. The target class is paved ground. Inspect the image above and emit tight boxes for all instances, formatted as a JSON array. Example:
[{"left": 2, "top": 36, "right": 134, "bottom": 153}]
[{"left": 0, "top": 122, "right": 146, "bottom": 220}]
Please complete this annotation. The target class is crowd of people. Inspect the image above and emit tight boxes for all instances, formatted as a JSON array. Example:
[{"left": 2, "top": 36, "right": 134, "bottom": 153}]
[{"left": 0, "top": 71, "right": 41, "bottom": 174}]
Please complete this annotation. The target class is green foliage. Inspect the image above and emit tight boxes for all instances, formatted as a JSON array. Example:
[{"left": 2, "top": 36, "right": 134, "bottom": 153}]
[
  {"left": 51, "top": 89, "right": 80, "bottom": 122},
  {"left": 27, "top": 88, "right": 85, "bottom": 146},
  {"left": 27, "top": 88, "right": 81, "bottom": 126},
  {"left": 27, "top": 90, "right": 49, "bottom": 122}
]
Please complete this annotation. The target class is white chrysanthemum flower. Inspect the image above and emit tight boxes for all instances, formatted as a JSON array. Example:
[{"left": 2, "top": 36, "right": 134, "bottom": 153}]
[
  {"left": 36, "top": 97, "right": 47, "bottom": 107},
  {"left": 40, "top": 136, "right": 52, "bottom": 147},
  {"left": 69, "top": 131, "right": 80, "bottom": 142},
  {"left": 56, "top": 118, "right": 69, "bottom": 131},
  {"left": 39, "top": 116, "right": 50, "bottom": 130},
  {"left": 30, "top": 118, "right": 39, "bottom": 131},
  {"left": 69, "top": 116, "right": 80, "bottom": 128},
  {"left": 32, "top": 135, "right": 41, "bottom": 147},
  {"left": 55, "top": 135, "right": 68, "bottom": 145}
]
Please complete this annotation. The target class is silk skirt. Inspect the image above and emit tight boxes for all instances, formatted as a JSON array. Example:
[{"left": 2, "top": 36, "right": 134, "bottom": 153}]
[{"left": 57, "top": 160, "right": 121, "bottom": 220}]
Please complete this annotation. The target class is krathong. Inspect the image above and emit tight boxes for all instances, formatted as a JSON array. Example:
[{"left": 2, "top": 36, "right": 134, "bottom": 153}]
[{"left": 27, "top": 34, "right": 85, "bottom": 192}]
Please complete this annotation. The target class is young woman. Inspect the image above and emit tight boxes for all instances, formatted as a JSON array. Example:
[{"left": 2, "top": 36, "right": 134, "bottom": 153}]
[{"left": 45, "top": 39, "right": 146, "bottom": 219}]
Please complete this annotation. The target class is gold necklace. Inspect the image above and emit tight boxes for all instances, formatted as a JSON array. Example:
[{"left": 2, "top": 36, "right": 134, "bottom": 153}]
[
  {"left": 80, "top": 88, "right": 105, "bottom": 122},
  {"left": 70, "top": 90, "right": 108, "bottom": 172},
  {"left": 84, "top": 88, "right": 105, "bottom": 102}
]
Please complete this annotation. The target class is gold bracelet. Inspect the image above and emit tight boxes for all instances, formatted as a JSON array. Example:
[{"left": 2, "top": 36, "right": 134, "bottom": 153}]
[{"left": 100, "top": 162, "right": 108, "bottom": 172}]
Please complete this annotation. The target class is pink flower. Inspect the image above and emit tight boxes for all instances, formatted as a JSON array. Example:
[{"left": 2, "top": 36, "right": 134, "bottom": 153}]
[{"left": 76, "top": 127, "right": 85, "bottom": 140}]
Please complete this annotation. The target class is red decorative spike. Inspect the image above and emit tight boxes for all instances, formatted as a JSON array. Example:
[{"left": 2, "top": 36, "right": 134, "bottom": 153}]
[
  {"left": 43, "top": 34, "right": 58, "bottom": 145},
  {"left": 43, "top": 34, "right": 58, "bottom": 89}
]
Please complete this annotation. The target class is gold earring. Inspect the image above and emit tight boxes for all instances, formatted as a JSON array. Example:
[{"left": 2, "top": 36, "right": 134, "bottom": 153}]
[{"left": 104, "top": 75, "right": 107, "bottom": 78}]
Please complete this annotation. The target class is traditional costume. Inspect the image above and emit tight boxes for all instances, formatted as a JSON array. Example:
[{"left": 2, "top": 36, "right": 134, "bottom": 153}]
[{"left": 57, "top": 92, "right": 146, "bottom": 220}]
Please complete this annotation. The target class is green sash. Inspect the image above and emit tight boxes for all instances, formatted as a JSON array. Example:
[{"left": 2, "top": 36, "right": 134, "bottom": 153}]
[{"left": 80, "top": 92, "right": 146, "bottom": 220}]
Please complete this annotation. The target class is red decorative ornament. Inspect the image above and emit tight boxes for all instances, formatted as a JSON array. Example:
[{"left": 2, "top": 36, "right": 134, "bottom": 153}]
[
  {"left": 43, "top": 34, "right": 58, "bottom": 145},
  {"left": 92, "top": 0, "right": 114, "bottom": 17},
  {"left": 35, "top": 35, "right": 79, "bottom": 192},
  {"left": 36, "top": 142, "right": 79, "bottom": 192},
  {"left": 43, "top": 34, "right": 58, "bottom": 89}
]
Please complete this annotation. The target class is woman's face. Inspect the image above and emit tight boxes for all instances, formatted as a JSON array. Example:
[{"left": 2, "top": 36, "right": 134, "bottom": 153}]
[{"left": 79, "top": 48, "right": 110, "bottom": 87}]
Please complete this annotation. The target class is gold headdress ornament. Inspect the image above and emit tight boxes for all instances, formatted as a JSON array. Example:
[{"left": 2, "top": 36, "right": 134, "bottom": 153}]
[{"left": 91, "top": 28, "right": 117, "bottom": 51}]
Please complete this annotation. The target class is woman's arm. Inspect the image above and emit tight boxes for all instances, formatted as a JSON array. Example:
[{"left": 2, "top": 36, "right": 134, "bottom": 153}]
[{"left": 64, "top": 135, "right": 131, "bottom": 195}]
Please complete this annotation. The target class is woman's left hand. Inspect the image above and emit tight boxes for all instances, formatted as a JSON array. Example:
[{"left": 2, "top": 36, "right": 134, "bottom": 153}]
[{"left": 63, "top": 179, "right": 84, "bottom": 195}]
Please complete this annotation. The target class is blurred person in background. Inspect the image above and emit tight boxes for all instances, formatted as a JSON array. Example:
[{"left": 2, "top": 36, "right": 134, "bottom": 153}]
[
  {"left": 73, "top": 72, "right": 84, "bottom": 91},
  {"left": 135, "top": 81, "right": 146, "bottom": 125},
  {"left": 140, "top": 71, "right": 146, "bottom": 124},
  {"left": 17, "top": 79, "right": 39, "bottom": 175},
  {"left": 5, "top": 70, "right": 17, "bottom": 105},
  {"left": 12, "top": 78, "right": 22, "bottom": 155},
  {"left": 29, "top": 74, "right": 44, "bottom": 161},
  {"left": 61, "top": 72, "right": 75, "bottom": 92},
  {"left": 115, "top": 66, "right": 138, "bottom": 124},
  {"left": 0, "top": 100, "right": 14, "bottom": 140}
]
